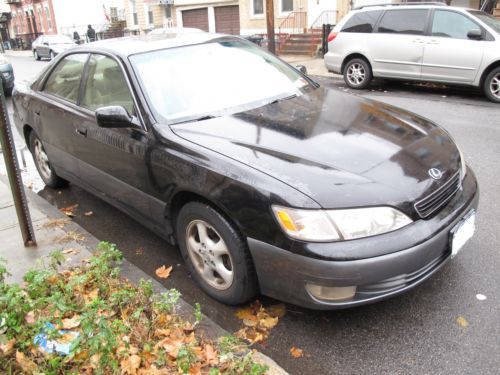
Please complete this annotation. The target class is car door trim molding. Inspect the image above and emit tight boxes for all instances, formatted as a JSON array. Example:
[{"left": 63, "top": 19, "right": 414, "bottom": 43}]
[
  {"left": 373, "top": 59, "right": 422, "bottom": 67},
  {"left": 420, "top": 62, "right": 476, "bottom": 71}
]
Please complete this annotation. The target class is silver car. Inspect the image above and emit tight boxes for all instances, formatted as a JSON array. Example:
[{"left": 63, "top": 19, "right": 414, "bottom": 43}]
[
  {"left": 32, "top": 35, "right": 77, "bottom": 61},
  {"left": 324, "top": 4, "right": 500, "bottom": 102}
]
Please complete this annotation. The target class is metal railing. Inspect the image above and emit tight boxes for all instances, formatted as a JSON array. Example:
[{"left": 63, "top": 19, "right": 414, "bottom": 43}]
[
  {"left": 277, "top": 11, "right": 307, "bottom": 54},
  {"left": 310, "top": 10, "right": 338, "bottom": 30}
]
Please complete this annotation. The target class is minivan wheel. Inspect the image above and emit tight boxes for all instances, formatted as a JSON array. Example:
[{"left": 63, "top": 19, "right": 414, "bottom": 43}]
[
  {"left": 176, "top": 201, "right": 258, "bottom": 305},
  {"left": 344, "top": 58, "right": 372, "bottom": 89},
  {"left": 34, "top": 49, "right": 41, "bottom": 61},
  {"left": 484, "top": 67, "right": 500, "bottom": 103},
  {"left": 49, "top": 51, "right": 55, "bottom": 60},
  {"left": 29, "top": 131, "right": 68, "bottom": 188}
]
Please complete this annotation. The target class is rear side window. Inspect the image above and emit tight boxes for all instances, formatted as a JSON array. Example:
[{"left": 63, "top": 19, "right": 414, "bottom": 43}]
[
  {"left": 377, "top": 9, "right": 429, "bottom": 35},
  {"left": 342, "top": 10, "right": 382, "bottom": 33},
  {"left": 43, "top": 53, "right": 88, "bottom": 104}
]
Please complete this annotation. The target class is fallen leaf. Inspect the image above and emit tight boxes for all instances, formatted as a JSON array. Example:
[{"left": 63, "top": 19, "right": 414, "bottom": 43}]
[
  {"left": 0, "top": 338, "right": 15, "bottom": 354},
  {"left": 25, "top": 311, "right": 35, "bottom": 324},
  {"left": 290, "top": 347, "right": 304, "bottom": 358},
  {"left": 62, "top": 314, "right": 81, "bottom": 329},
  {"left": 205, "top": 344, "right": 218, "bottom": 365},
  {"left": 235, "top": 307, "right": 256, "bottom": 321},
  {"left": 243, "top": 318, "right": 257, "bottom": 327},
  {"left": 62, "top": 248, "right": 80, "bottom": 255},
  {"left": 84, "top": 288, "right": 99, "bottom": 304},
  {"left": 58, "top": 231, "right": 85, "bottom": 244},
  {"left": 188, "top": 364, "right": 202, "bottom": 375},
  {"left": 267, "top": 304, "right": 287, "bottom": 318},
  {"left": 84, "top": 211, "right": 93, "bottom": 216},
  {"left": 155, "top": 265, "right": 173, "bottom": 279},
  {"left": 42, "top": 218, "right": 71, "bottom": 229},
  {"left": 16, "top": 351, "right": 37, "bottom": 373},
  {"left": 135, "top": 247, "right": 144, "bottom": 255},
  {"left": 259, "top": 316, "right": 278, "bottom": 329},
  {"left": 120, "top": 354, "right": 141, "bottom": 375},
  {"left": 456, "top": 316, "right": 469, "bottom": 328},
  {"left": 60, "top": 204, "right": 79, "bottom": 217}
]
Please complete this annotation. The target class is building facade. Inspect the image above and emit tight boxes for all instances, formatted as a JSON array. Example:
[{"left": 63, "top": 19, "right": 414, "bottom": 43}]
[{"left": 124, "top": 0, "right": 175, "bottom": 33}]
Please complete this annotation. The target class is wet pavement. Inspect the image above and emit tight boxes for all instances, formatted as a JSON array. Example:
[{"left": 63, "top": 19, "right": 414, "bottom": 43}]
[{"left": 2, "top": 54, "right": 499, "bottom": 374}]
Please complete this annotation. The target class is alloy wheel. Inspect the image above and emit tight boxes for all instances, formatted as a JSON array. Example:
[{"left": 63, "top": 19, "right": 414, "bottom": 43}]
[
  {"left": 490, "top": 73, "right": 500, "bottom": 100},
  {"left": 185, "top": 219, "right": 234, "bottom": 290},
  {"left": 33, "top": 138, "right": 52, "bottom": 180},
  {"left": 347, "top": 63, "right": 366, "bottom": 86}
]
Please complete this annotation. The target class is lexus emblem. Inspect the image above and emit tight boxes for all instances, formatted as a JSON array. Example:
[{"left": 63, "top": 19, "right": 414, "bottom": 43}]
[{"left": 428, "top": 168, "right": 443, "bottom": 180}]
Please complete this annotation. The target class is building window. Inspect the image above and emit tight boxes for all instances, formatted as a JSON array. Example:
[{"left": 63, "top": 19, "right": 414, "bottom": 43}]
[
  {"left": 147, "top": 5, "right": 154, "bottom": 25},
  {"left": 37, "top": 7, "right": 43, "bottom": 32},
  {"left": 130, "top": 0, "right": 138, "bottom": 26},
  {"left": 252, "top": 0, "right": 264, "bottom": 16},
  {"left": 45, "top": 6, "right": 52, "bottom": 30},
  {"left": 281, "top": 0, "right": 293, "bottom": 13}
]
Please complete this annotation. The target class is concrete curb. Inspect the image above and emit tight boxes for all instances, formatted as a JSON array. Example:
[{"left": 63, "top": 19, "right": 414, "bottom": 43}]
[{"left": 12, "top": 175, "right": 288, "bottom": 374}]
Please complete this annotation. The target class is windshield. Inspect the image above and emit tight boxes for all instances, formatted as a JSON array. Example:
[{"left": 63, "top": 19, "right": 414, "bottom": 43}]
[
  {"left": 130, "top": 39, "right": 313, "bottom": 124},
  {"left": 49, "top": 35, "right": 75, "bottom": 44},
  {"left": 468, "top": 10, "right": 500, "bottom": 34}
]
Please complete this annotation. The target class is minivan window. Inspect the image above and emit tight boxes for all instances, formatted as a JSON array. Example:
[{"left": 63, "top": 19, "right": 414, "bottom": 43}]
[
  {"left": 377, "top": 9, "right": 429, "bottom": 35},
  {"left": 432, "top": 10, "right": 480, "bottom": 39},
  {"left": 342, "top": 10, "right": 382, "bottom": 33},
  {"left": 468, "top": 10, "right": 500, "bottom": 34}
]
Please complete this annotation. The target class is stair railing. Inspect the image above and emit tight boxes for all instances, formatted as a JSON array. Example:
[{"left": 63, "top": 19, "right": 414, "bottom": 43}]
[{"left": 277, "top": 11, "right": 307, "bottom": 54}]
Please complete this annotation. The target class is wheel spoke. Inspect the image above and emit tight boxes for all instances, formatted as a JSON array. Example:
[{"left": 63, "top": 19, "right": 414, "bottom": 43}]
[
  {"left": 207, "top": 238, "right": 227, "bottom": 256},
  {"left": 196, "top": 222, "right": 209, "bottom": 244},
  {"left": 187, "top": 236, "right": 200, "bottom": 253}
]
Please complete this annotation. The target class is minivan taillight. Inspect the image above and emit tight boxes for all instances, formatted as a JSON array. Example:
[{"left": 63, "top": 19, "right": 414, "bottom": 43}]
[{"left": 327, "top": 32, "right": 338, "bottom": 43}]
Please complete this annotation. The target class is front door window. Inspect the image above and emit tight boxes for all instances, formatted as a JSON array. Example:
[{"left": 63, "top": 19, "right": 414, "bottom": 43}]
[{"left": 432, "top": 10, "right": 480, "bottom": 39}]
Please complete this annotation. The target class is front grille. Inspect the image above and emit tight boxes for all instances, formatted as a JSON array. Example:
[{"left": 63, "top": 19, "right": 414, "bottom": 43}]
[{"left": 415, "top": 171, "right": 461, "bottom": 219}]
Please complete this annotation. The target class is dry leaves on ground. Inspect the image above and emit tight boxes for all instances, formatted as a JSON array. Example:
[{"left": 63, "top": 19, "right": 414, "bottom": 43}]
[
  {"left": 290, "top": 347, "right": 304, "bottom": 358},
  {"left": 155, "top": 265, "right": 173, "bottom": 279},
  {"left": 60, "top": 204, "right": 79, "bottom": 217},
  {"left": 24, "top": 311, "right": 35, "bottom": 324},
  {"left": 61, "top": 314, "right": 81, "bottom": 330},
  {"left": 42, "top": 218, "right": 71, "bottom": 229},
  {"left": 62, "top": 248, "right": 80, "bottom": 255},
  {"left": 234, "top": 301, "right": 286, "bottom": 344},
  {"left": 0, "top": 339, "right": 15, "bottom": 355},
  {"left": 58, "top": 231, "right": 85, "bottom": 244},
  {"left": 15, "top": 351, "right": 37, "bottom": 373},
  {"left": 121, "top": 354, "right": 142, "bottom": 375}
]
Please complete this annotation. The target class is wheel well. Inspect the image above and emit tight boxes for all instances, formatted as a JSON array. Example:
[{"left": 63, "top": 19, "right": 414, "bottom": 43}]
[
  {"left": 479, "top": 61, "right": 500, "bottom": 88},
  {"left": 341, "top": 53, "right": 371, "bottom": 75},
  {"left": 23, "top": 125, "right": 33, "bottom": 150}
]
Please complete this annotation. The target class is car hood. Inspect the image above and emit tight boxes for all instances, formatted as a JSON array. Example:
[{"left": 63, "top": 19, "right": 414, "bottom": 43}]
[{"left": 170, "top": 88, "right": 460, "bottom": 214}]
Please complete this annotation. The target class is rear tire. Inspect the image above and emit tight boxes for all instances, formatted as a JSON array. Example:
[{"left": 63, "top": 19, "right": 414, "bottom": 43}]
[
  {"left": 343, "top": 58, "right": 372, "bottom": 89},
  {"left": 33, "top": 49, "right": 41, "bottom": 61},
  {"left": 483, "top": 67, "right": 500, "bottom": 103},
  {"left": 49, "top": 51, "right": 55, "bottom": 60},
  {"left": 29, "top": 131, "right": 68, "bottom": 188},
  {"left": 176, "top": 201, "right": 258, "bottom": 305}
]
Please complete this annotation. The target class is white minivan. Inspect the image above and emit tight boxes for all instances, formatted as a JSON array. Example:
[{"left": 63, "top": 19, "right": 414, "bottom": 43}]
[{"left": 324, "top": 4, "right": 500, "bottom": 102}]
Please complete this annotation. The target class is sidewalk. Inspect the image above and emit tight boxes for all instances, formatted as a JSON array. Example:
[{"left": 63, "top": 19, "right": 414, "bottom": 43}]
[
  {"left": 4, "top": 50, "right": 34, "bottom": 58},
  {"left": 0, "top": 174, "right": 286, "bottom": 374},
  {"left": 281, "top": 54, "right": 331, "bottom": 77}
]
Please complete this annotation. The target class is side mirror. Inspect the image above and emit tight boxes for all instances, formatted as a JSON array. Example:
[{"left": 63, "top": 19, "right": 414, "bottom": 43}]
[
  {"left": 43, "top": 42, "right": 49, "bottom": 46},
  {"left": 96, "top": 106, "right": 134, "bottom": 129},
  {"left": 296, "top": 65, "right": 307, "bottom": 75},
  {"left": 467, "top": 29, "right": 482, "bottom": 40}
]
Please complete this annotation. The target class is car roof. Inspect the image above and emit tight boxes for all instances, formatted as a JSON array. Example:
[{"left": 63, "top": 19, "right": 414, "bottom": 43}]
[
  {"left": 70, "top": 32, "right": 236, "bottom": 58},
  {"left": 353, "top": 4, "right": 474, "bottom": 12}
]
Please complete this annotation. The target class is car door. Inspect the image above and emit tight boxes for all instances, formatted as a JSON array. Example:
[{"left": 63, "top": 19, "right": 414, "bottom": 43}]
[
  {"left": 369, "top": 9, "right": 430, "bottom": 79},
  {"left": 34, "top": 53, "right": 89, "bottom": 179},
  {"left": 72, "top": 53, "right": 155, "bottom": 220},
  {"left": 421, "top": 9, "right": 486, "bottom": 83},
  {"left": 36, "top": 36, "right": 47, "bottom": 57}
]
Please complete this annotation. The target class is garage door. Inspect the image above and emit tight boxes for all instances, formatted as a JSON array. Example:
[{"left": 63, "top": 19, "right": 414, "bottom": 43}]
[
  {"left": 215, "top": 6, "right": 240, "bottom": 35},
  {"left": 182, "top": 8, "right": 209, "bottom": 32}
]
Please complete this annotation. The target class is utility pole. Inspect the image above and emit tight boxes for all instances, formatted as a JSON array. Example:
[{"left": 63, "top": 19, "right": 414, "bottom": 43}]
[
  {"left": 0, "top": 86, "right": 36, "bottom": 246},
  {"left": 266, "top": 0, "right": 275, "bottom": 54}
]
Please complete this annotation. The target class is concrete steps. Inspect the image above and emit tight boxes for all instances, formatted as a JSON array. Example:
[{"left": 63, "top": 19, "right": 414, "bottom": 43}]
[{"left": 279, "top": 32, "right": 323, "bottom": 56}]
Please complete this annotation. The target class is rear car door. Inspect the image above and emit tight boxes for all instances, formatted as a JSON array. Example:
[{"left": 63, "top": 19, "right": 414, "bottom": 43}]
[
  {"left": 37, "top": 36, "right": 48, "bottom": 57},
  {"left": 72, "top": 53, "right": 155, "bottom": 221},
  {"left": 369, "top": 9, "right": 430, "bottom": 79},
  {"left": 421, "top": 9, "right": 486, "bottom": 83},
  {"left": 35, "top": 53, "right": 89, "bottom": 179}
]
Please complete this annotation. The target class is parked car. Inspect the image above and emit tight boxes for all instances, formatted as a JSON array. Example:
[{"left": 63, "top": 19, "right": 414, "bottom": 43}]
[
  {"left": 32, "top": 35, "right": 77, "bottom": 61},
  {"left": 0, "top": 54, "right": 14, "bottom": 96},
  {"left": 13, "top": 33, "right": 478, "bottom": 309},
  {"left": 148, "top": 27, "right": 204, "bottom": 35},
  {"left": 324, "top": 4, "right": 500, "bottom": 103}
]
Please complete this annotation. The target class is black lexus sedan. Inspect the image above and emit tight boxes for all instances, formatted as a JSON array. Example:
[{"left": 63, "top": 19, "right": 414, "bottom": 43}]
[{"left": 12, "top": 33, "right": 478, "bottom": 309}]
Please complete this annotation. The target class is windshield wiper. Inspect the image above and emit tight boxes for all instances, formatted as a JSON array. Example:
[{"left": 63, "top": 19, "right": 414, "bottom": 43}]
[
  {"left": 172, "top": 115, "right": 217, "bottom": 125},
  {"left": 269, "top": 94, "right": 298, "bottom": 105}
]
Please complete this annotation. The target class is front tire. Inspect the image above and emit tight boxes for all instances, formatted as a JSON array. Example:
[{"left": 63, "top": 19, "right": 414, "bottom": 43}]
[
  {"left": 483, "top": 67, "right": 500, "bottom": 103},
  {"left": 176, "top": 201, "right": 258, "bottom": 305},
  {"left": 49, "top": 51, "right": 55, "bottom": 60},
  {"left": 343, "top": 58, "right": 372, "bottom": 89},
  {"left": 33, "top": 49, "right": 41, "bottom": 61},
  {"left": 29, "top": 131, "right": 67, "bottom": 188}
]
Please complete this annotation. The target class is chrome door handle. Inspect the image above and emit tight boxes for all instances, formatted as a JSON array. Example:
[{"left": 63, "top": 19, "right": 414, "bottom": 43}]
[{"left": 412, "top": 39, "right": 424, "bottom": 44}]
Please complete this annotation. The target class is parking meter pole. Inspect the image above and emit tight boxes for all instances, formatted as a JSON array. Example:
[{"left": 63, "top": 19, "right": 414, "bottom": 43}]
[
  {"left": 0, "top": 88, "right": 37, "bottom": 246},
  {"left": 266, "top": 0, "right": 276, "bottom": 54}
]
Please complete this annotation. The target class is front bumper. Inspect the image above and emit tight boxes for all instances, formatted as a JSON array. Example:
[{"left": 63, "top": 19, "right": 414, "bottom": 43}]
[{"left": 247, "top": 170, "right": 479, "bottom": 309}]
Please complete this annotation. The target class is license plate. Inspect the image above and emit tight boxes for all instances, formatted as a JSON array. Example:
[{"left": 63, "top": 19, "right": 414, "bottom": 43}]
[{"left": 450, "top": 211, "right": 476, "bottom": 258}]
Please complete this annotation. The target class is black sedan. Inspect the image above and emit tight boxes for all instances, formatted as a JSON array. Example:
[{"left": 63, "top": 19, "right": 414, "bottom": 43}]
[{"left": 12, "top": 33, "right": 478, "bottom": 309}]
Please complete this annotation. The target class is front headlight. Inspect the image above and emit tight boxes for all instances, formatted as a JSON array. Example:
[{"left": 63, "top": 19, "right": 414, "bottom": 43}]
[
  {"left": 272, "top": 205, "right": 412, "bottom": 242},
  {"left": 2, "top": 72, "right": 10, "bottom": 78}
]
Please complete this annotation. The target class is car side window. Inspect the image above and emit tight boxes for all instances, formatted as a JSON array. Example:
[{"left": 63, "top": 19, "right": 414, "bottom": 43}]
[
  {"left": 342, "top": 10, "right": 382, "bottom": 33},
  {"left": 377, "top": 9, "right": 429, "bottom": 35},
  {"left": 81, "top": 54, "right": 135, "bottom": 116},
  {"left": 432, "top": 10, "right": 480, "bottom": 39},
  {"left": 43, "top": 53, "right": 88, "bottom": 104}
]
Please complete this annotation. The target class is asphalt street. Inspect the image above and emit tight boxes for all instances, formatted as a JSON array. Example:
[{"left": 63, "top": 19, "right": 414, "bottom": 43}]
[{"left": 4, "top": 54, "right": 500, "bottom": 375}]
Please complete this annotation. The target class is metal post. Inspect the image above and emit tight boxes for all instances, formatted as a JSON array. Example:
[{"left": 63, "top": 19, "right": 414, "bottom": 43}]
[
  {"left": 266, "top": 0, "right": 276, "bottom": 54},
  {"left": 0, "top": 86, "right": 36, "bottom": 246}
]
